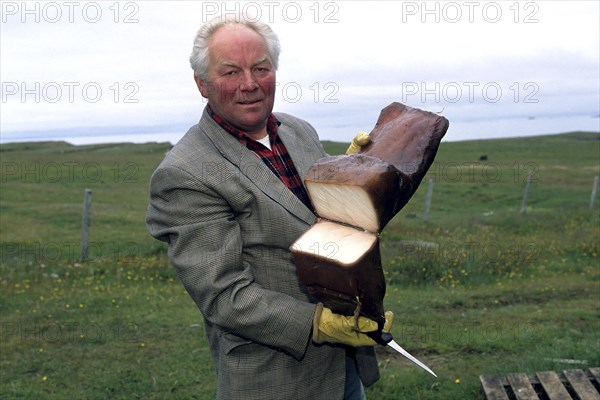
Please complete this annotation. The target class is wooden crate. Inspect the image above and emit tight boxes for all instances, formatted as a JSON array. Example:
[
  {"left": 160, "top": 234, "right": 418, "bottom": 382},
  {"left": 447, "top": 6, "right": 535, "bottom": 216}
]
[{"left": 480, "top": 368, "right": 600, "bottom": 400}]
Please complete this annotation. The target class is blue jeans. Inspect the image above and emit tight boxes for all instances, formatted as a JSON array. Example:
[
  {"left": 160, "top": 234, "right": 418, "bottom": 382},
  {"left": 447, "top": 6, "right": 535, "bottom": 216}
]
[{"left": 344, "top": 355, "right": 367, "bottom": 400}]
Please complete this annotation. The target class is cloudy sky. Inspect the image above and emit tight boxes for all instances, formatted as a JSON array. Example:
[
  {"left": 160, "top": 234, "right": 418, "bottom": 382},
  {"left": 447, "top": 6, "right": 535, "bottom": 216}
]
[{"left": 1, "top": 0, "right": 599, "bottom": 144}]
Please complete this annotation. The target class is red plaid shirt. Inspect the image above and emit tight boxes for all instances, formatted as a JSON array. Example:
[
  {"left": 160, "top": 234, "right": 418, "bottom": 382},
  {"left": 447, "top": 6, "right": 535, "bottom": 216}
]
[{"left": 207, "top": 105, "right": 314, "bottom": 211}]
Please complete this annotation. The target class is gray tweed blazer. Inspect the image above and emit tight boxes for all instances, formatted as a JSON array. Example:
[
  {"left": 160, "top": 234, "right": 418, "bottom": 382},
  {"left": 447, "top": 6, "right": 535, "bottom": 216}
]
[{"left": 145, "top": 108, "right": 379, "bottom": 400}]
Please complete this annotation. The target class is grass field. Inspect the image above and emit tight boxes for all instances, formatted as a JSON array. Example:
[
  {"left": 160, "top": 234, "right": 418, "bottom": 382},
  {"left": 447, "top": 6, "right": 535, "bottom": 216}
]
[{"left": 1, "top": 131, "right": 599, "bottom": 399}]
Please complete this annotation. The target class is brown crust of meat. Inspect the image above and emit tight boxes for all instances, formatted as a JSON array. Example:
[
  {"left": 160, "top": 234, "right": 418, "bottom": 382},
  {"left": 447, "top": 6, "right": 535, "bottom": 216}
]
[
  {"left": 293, "top": 102, "right": 449, "bottom": 325},
  {"left": 292, "top": 228, "right": 386, "bottom": 323},
  {"left": 360, "top": 102, "right": 449, "bottom": 192},
  {"left": 304, "top": 102, "right": 448, "bottom": 232}
]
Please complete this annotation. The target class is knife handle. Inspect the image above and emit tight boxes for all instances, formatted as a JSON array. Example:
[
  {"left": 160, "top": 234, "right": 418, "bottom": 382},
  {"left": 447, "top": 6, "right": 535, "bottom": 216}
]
[{"left": 366, "top": 330, "right": 393, "bottom": 345}]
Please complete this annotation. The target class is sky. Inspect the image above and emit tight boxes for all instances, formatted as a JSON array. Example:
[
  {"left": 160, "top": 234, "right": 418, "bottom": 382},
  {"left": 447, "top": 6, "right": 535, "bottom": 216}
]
[{"left": 1, "top": 0, "right": 599, "bottom": 145}]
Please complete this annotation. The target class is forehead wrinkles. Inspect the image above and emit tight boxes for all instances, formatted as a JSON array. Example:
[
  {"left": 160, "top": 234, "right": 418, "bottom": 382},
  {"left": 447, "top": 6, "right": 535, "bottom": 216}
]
[{"left": 208, "top": 25, "right": 272, "bottom": 67}]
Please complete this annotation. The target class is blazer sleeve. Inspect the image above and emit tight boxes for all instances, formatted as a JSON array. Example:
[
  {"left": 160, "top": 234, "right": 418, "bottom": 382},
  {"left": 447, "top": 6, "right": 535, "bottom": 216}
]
[{"left": 145, "top": 164, "right": 316, "bottom": 360}]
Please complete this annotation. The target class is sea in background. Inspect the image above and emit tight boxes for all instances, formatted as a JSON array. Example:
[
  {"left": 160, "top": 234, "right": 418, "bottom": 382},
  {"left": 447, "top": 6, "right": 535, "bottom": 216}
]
[{"left": 1, "top": 114, "right": 598, "bottom": 146}]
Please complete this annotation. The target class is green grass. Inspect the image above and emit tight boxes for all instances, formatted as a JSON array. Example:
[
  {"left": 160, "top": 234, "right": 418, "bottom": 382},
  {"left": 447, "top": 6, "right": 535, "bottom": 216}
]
[{"left": 1, "top": 132, "right": 599, "bottom": 399}]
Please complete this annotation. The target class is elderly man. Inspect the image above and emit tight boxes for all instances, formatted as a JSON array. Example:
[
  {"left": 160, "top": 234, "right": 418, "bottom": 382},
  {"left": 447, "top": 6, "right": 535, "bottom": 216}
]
[{"left": 146, "top": 16, "right": 391, "bottom": 400}]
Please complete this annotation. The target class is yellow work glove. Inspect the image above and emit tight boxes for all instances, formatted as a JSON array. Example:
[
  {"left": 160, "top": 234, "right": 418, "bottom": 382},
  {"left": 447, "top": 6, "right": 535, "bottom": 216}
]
[
  {"left": 345, "top": 131, "right": 371, "bottom": 154},
  {"left": 312, "top": 303, "right": 394, "bottom": 347}
]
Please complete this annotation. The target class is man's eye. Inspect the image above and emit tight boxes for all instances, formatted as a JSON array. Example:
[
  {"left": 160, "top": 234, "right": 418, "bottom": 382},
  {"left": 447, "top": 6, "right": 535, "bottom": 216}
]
[{"left": 224, "top": 70, "right": 238, "bottom": 76}]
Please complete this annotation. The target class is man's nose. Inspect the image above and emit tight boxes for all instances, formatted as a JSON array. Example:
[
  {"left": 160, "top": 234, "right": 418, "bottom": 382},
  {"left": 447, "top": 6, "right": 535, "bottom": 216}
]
[{"left": 239, "top": 70, "right": 259, "bottom": 91}]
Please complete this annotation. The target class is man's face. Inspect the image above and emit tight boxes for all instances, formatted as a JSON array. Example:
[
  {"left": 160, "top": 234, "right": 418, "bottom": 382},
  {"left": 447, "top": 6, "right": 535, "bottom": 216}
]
[{"left": 196, "top": 25, "right": 276, "bottom": 138}]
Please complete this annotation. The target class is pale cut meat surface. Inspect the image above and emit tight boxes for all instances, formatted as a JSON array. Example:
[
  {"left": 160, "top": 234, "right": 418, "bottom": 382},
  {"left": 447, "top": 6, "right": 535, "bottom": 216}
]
[
  {"left": 307, "top": 182, "right": 379, "bottom": 233},
  {"left": 292, "top": 220, "right": 376, "bottom": 265},
  {"left": 305, "top": 154, "right": 409, "bottom": 233}
]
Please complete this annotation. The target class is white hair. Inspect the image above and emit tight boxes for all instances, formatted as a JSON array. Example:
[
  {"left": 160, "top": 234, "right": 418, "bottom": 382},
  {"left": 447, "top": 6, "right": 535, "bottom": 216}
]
[{"left": 189, "top": 15, "right": 281, "bottom": 80}]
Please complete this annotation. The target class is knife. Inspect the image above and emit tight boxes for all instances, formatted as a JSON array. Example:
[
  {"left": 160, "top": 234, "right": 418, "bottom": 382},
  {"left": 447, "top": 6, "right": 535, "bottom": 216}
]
[
  {"left": 387, "top": 338, "right": 438, "bottom": 377},
  {"left": 367, "top": 331, "right": 437, "bottom": 377}
]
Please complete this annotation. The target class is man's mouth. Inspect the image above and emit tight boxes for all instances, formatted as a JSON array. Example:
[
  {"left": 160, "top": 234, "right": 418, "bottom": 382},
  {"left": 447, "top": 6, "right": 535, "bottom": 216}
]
[{"left": 238, "top": 99, "right": 262, "bottom": 105}]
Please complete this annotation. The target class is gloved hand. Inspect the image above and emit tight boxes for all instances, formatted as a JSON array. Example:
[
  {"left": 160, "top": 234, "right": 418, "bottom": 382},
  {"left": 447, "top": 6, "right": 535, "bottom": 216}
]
[
  {"left": 312, "top": 303, "right": 394, "bottom": 347},
  {"left": 345, "top": 131, "right": 371, "bottom": 154}
]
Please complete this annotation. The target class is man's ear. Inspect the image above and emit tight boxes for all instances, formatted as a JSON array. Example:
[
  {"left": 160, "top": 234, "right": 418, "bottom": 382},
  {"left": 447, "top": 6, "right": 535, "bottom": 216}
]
[{"left": 194, "top": 75, "right": 209, "bottom": 98}]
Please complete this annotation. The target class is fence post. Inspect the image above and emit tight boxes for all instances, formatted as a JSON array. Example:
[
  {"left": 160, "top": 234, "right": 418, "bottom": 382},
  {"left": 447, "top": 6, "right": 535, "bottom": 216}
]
[
  {"left": 423, "top": 179, "right": 434, "bottom": 221},
  {"left": 590, "top": 176, "right": 599, "bottom": 209},
  {"left": 519, "top": 172, "right": 532, "bottom": 215},
  {"left": 81, "top": 189, "right": 92, "bottom": 262}
]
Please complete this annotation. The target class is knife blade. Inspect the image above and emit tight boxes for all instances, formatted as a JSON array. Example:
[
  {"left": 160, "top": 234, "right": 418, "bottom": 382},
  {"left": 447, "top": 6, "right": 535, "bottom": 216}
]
[{"left": 387, "top": 339, "right": 437, "bottom": 377}]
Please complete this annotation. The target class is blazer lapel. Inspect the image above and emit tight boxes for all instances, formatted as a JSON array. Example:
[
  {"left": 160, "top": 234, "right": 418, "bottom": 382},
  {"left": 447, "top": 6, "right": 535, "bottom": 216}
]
[
  {"left": 199, "top": 111, "right": 316, "bottom": 225},
  {"left": 277, "top": 123, "right": 316, "bottom": 181}
]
